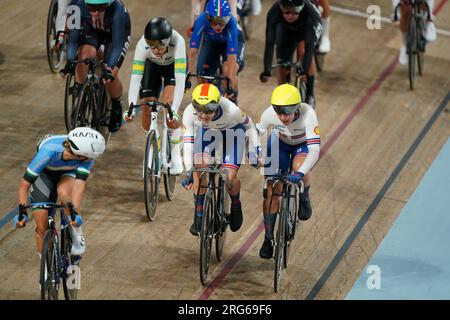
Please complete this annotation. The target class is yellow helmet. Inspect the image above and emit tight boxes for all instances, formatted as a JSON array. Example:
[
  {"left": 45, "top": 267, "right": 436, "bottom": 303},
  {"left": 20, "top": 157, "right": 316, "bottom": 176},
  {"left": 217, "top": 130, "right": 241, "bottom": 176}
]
[
  {"left": 192, "top": 83, "right": 221, "bottom": 114},
  {"left": 271, "top": 84, "right": 301, "bottom": 115}
]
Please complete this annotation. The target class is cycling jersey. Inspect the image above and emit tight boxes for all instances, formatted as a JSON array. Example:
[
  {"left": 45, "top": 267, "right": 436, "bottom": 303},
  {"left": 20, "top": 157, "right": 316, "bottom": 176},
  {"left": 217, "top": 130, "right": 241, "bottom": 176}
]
[
  {"left": 66, "top": 0, "right": 131, "bottom": 68},
  {"left": 182, "top": 97, "right": 257, "bottom": 171},
  {"left": 23, "top": 135, "right": 94, "bottom": 184},
  {"left": 128, "top": 31, "right": 187, "bottom": 113},
  {"left": 190, "top": 12, "right": 240, "bottom": 55},
  {"left": 263, "top": 1, "right": 322, "bottom": 75},
  {"left": 256, "top": 103, "right": 320, "bottom": 175}
]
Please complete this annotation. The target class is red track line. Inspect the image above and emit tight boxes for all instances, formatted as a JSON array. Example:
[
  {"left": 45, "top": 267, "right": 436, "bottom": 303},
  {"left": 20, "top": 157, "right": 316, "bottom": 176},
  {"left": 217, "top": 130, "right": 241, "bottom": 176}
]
[{"left": 197, "top": 0, "right": 448, "bottom": 300}]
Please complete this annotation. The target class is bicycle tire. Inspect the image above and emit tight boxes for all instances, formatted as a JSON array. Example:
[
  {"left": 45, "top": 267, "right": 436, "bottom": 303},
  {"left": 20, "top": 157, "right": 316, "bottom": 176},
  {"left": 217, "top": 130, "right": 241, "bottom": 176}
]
[
  {"left": 417, "top": 16, "right": 425, "bottom": 76},
  {"left": 64, "top": 72, "right": 77, "bottom": 132},
  {"left": 295, "top": 75, "right": 307, "bottom": 103},
  {"left": 407, "top": 14, "right": 417, "bottom": 90},
  {"left": 40, "top": 230, "right": 60, "bottom": 300},
  {"left": 61, "top": 227, "right": 78, "bottom": 300},
  {"left": 215, "top": 177, "right": 227, "bottom": 262},
  {"left": 163, "top": 131, "right": 176, "bottom": 201},
  {"left": 274, "top": 199, "right": 286, "bottom": 293},
  {"left": 283, "top": 186, "right": 297, "bottom": 268},
  {"left": 200, "top": 189, "right": 214, "bottom": 285},
  {"left": 144, "top": 130, "right": 159, "bottom": 221},
  {"left": 46, "top": 0, "right": 64, "bottom": 73},
  {"left": 96, "top": 86, "right": 112, "bottom": 144}
]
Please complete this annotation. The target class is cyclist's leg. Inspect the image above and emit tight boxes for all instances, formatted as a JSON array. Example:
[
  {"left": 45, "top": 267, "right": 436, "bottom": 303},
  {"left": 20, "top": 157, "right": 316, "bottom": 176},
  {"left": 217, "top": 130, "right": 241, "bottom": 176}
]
[
  {"left": 291, "top": 143, "right": 313, "bottom": 220},
  {"left": 275, "top": 27, "right": 297, "bottom": 84},
  {"left": 196, "top": 38, "right": 221, "bottom": 85},
  {"left": 56, "top": 174, "right": 86, "bottom": 255},
  {"left": 397, "top": 1, "right": 412, "bottom": 64},
  {"left": 424, "top": 0, "right": 436, "bottom": 42},
  {"left": 29, "top": 171, "right": 59, "bottom": 255},
  {"left": 139, "top": 61, "right": 163, "bottom": 132},
  {"left": 317, "top": 0, "right": 331, "bottom": 53},
  {"left": 161, "top": 68, "right": 183, "bottom": 175}
]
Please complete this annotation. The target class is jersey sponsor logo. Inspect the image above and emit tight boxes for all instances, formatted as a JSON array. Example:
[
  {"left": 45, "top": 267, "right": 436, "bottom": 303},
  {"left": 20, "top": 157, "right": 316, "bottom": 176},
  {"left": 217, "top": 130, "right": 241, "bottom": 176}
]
[{"left": 314, "top": 126, "right": 320, "bottom": 135}]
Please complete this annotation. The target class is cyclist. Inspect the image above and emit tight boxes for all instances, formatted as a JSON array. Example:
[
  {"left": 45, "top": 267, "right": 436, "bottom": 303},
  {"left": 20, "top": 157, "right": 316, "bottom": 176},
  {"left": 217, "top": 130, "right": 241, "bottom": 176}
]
[
  {"left": 259, "top": 0, "right": 322, "bottom": 108},
  {"left": 255, "top": 84, "right": 320, "bottom": 259},
  {"left": 124, "top": 17, "right": 186, "bottom": 175},
  {"left": 182, "top": 83, "right": 259, "bottom": 235},
  {"left": 14, "top": 127, "right": 106, "bottom": 261},
  {"left": 54, "top": 0, "right": 70, "bottom": 49},
  {"left": 311, "top": 0, "right": 331, "bottom": 53},
  {"left": 188, "top": 0, "right": 245, "bottom": 104},
  {"left": 60, "top": 0, "right": 131, "bottom": 133},
  {"left": 190, "top": 0, "right": 239, "bottom": 35},
  {"left": 392, "top": 0, "right": 436, "bottom": 65}
]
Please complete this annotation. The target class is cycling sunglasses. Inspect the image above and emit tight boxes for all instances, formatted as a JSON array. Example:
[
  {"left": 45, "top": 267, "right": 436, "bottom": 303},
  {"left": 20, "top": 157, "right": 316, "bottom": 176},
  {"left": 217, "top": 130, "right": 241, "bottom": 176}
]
[
  {"left": 272, "top": 104, "right": 299, "bottom": 115},
  {"left": 86, "top": 4, "right": 109, "bottom": 12},
  {"left": 207, "top": 15, "right": 230, "bottom": 27},
  {"left": 280, "top": 4, "right": 304, "bottom": 14},
  {"left": 145, "top": 38, "right": 170, "bottom": 49},
  {"left": 193, "top": 101, "right": 219, "bottom": 114}
]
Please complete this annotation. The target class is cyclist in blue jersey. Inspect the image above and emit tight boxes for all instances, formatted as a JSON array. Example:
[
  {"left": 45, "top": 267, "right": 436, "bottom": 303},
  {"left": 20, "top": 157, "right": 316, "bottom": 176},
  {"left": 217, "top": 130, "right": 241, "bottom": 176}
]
[
  {"left": 61, "top": 0, "right": 131, "bottom": 133},
  {"left": 188, "top": 0, "right": 244, "bottom": 103},
  {"left": 15, "top": 127, "right": 106, "bottom": 259}
]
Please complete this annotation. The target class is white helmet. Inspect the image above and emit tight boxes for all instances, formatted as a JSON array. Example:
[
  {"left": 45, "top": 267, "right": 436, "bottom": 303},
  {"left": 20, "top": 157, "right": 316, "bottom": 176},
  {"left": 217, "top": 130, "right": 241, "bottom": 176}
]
[{"left": 67, "top": 127, "right": 106, "bottom": 159}]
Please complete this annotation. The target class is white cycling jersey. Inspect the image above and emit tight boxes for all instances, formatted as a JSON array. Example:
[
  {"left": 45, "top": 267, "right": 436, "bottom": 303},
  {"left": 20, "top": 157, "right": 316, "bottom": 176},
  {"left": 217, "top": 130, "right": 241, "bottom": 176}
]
[
  {"left": 182, "top": 97, "right": 258, "bottom": 171},
  {"left": 128, "top": 30, "right": 187, "bottom": 113},
  {"left": 256, "top": 103, "right": 321, "bottom": 175}
]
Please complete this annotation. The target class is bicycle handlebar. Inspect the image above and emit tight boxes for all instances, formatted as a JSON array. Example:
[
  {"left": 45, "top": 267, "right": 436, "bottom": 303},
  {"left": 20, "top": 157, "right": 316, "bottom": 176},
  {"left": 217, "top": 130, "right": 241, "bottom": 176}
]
[
  {"left": 71, "top": 58, "right": 115, "bottom": 82},
  {"left": 187, "top": 73, "right": 232, "bottom": 93},
  {"left": 20, "top": 202, "right": 76, "bottom": 222},
  {"left": 271, "top": 61, "right": 304, "bottom": 75},
  {"left": 128, "top": 101, "right": 173, "bottom": 120},
  {"left": 265, "top": 175, "right": 305, "bottom": 193},
  {"left": 189, "top": 165, "right": 232, "bottom": 191}
]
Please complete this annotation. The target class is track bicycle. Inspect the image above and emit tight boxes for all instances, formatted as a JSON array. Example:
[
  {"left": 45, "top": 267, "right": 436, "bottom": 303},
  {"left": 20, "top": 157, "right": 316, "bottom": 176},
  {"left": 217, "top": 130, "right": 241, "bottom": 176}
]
[
  {"left": 18, "top": 202, "right": 81, "bottom": 300},
  {"left": 127, "top": 101, "right": 177, "bottom": 221},
  {"left": 46, "top": 0, "right": 67, "bottom": 73}
]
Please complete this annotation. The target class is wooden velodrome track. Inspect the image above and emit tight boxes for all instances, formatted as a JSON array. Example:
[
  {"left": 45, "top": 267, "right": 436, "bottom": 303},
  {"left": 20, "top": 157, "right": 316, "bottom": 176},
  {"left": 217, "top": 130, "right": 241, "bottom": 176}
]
[{"left": 0, "top": 0, "right": 449, "bottom": 300}]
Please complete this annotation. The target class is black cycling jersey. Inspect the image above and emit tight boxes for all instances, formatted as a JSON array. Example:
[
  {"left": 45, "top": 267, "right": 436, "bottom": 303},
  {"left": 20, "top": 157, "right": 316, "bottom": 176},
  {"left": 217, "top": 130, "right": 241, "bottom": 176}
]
[{"left": 263, "top": 1, "right": 322, "bottom": 75}]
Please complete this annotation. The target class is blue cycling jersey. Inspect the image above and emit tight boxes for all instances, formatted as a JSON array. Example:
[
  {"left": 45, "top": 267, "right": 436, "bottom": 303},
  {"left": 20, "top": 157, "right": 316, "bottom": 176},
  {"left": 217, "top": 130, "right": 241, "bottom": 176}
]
[
  {"left": 24, "top": 135, "right": 93, "bottom": 184},
  {"left": 67, "top": 0, "right": 130, "bottom": 68},
  {"left": 190, "top": 12, "right": 239, "bottom": 55}
]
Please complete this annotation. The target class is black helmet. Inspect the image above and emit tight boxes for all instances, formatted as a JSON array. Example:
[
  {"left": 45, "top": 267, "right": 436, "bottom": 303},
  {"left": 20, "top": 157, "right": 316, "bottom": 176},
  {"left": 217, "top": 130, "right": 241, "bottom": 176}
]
[
  {"left": 144, "top": 17, "right": 172, "bottom": 41},
  {"left": 278, "top": 0, "right": 305, "bottom": 13}
]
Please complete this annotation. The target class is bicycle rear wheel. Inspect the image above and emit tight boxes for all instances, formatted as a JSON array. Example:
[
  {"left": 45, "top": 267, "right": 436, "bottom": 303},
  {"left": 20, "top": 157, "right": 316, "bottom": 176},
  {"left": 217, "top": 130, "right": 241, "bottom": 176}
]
[
  {"left": 417, "top": 17, "right": 425, "bottom": 76},
  {"left": 144, "top": 130, "right": 160, "bottom": 221},
  {"left": 40, "top": 230, "right": 60, "bottom": 300},
  {"left": 64, "top": 72, "right": 78, "bottom": 132},
  {"left": 407, "top": 15, "right": 417, "bottom": 90},
  {"left": 73, "top": 83, "right": 95, "bottom": 128},
  {"left": 163, "top": 131, "right": 176, "bottom": 201},
  {"left": 96, "top": 87, "right": 112, "bottom": 144},
  {"left": 46, "top": 0, "right": 64, "bottom": 73},
  {"left": 200, "top": 189, "right": 214, "bottom": 285},
  {"left": 274, "top": 200, "right": 286, "bottom": 293}
]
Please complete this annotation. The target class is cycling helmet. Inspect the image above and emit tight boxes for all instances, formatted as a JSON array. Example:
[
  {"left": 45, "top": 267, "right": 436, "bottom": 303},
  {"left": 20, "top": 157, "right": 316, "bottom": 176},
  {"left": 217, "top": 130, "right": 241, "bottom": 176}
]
[
  {"left": 144, "top": 17, "right": 173, "bottom": 48},
  {"left": 192, "top": 83, "right": 221, "bottom": 114},
  {"left": 205, "top": 0, "right": 231, "bottom": 25},
  {"left": 278, "top": 0, "right": 305, "bottom": 13},
  {"left": 271, "top": 84, "right": 301, "bottom": 115},
  {"left": 85, "top": 0, "right": 113, "bottom": 5},
  {"left": 67, "top": 127, "right": 106, "bottom": 159}
]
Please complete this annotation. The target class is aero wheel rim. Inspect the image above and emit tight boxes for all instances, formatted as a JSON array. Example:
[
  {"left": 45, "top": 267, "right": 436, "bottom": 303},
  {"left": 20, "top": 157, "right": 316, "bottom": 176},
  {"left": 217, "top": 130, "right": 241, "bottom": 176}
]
[
  {"left": 200, "top": 193, "right": 214, "bottom": 285},
  {"left": 144, "top": 132, "right": 159, "bottom": 221}
]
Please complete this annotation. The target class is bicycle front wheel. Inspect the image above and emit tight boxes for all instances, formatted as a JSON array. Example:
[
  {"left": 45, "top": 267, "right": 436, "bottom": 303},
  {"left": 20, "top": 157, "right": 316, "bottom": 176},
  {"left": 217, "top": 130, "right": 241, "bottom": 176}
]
[
  {"left": 64, "top": 72, "right": 78, "bottom": 132},
  {"left": 200, "top": 189, "right": 215, "bottom": 285},
  {"left": 40, "top": 230, "right": 60, "bottom": 300},
  {"left": 417, "top": 17, "right": 425, "bottom": 76},
  {"left": 215, "top": 178, "right": 228, "bottom": 262},
  {"left": 274, "top": 200, "right": 287, "bottom": 293},
  {"left": 46, "top": 0, "right": 64, "bottom": 73},
  {"left": 144, "top": 131, "right": 160, "bottom": 221},
  {"left": 163, "top": 132, "right": 176, "bottom": 201},
  {"left": 283, "top": 186, "right": 298, "bottom": 268},
  {"left": 96, "top": 87, "right": 112, "bottom": 144},
  {"left": 61, "top": 228, "right": 79, "bottom": 300},
  {"left": 407, "top": 15, "right": 417, "bottom": 90}
]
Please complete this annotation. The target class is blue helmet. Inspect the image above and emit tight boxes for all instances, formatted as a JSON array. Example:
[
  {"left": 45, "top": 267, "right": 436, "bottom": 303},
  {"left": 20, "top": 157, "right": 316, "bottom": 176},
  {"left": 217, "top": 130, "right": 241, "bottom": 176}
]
[{"left": 205, "top": 0, "right": 231, "bottom": 25}]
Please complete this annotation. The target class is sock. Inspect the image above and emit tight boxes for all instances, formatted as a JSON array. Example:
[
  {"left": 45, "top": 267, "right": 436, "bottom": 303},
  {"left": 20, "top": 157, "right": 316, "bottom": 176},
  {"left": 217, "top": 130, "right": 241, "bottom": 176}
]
[
  {"left": 194, "top": 194, "right": 205, "bottom": 217},
  {"left": 230, "top": 193, "right": 241, "bottom": 207},
  {"left": 306, "top": 75, "right": 315, "bottom": 98},
  {"left": 263, "top": 212, "right": 277, "bottom": 240}
]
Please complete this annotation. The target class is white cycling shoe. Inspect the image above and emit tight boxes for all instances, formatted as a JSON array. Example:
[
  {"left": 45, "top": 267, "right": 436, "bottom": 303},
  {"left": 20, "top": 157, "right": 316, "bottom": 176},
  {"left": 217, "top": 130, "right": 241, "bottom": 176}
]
[
  {"left": 424, "top": 20, "right": 436, "bottom": 42},
  {"left": 170, "top": 156, "right": 183, "bottom": 175},
  {"left": 318, "top": 36, "right": 331, "bottom": 54},
  {"left": 71, "top": 227, "right": 86, "bottom": 256},
  {"left": 399, "top": 45, "right": 408, "bottom": 65}
]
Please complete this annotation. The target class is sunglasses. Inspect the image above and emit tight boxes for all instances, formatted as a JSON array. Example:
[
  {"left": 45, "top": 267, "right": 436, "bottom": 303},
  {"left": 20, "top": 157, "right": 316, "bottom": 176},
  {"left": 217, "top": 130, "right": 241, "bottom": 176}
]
[
  {"left": 86, "top": 4, "right": 108, "bottom": 12},
  {"left": 273, "top": 105, "right": 299, "bottom": 115},
  {"left": 193, "top": 101, "right": 218, "bottom": 114},
  {"left": 282, "top": 10, "right": 300, "bottom": 16},
  {"left": 207, "top": 16, "right": 230, "bottom": 27},
  {"left": 145, "top": 39, "right": 169, "bottom": 49}
]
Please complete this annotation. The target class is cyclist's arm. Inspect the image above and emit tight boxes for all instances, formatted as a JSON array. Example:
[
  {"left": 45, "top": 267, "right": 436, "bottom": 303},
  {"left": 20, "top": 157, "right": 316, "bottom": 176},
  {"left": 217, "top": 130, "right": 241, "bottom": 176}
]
[
  {"left": 56, "top": 0, "right": 70, "bottom": 33},
  {"left": 263, "top": 5, "right": 280, "bottom": 74},
  {"left": 71, "top": 179, "right": 86, "bottom": 212},
  {"left": 226, "top": 18, "right": 239, "bottom": 89},
  {"left": 189, "top": 14, "right": 206, "bottom": 74},
  {"left": 255, "top": 106, "right": 274, "bottom": 136},
  {"left": 182, "top": 105, "right": 196, "bottom": 172},
  {"left": 106, "top": 4, "right": 127, "bottom": 69},
  {"left": 18, "top": 179, "right": 31, "bottom": 206},
  {"left": 172, "top": 31, "right": 188, "bottom": 114},
  {"left": 128, "top": 37, "right": 148, "bottom": 107},
  {"left": 297, "top": 108, "right": 320, "bottom": 175}
]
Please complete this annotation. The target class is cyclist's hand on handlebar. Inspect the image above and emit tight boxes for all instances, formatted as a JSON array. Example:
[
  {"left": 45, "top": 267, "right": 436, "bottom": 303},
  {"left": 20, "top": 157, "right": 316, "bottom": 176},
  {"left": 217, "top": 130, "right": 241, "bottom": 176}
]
[
  {"left": 287, "top": 171, "right": 304, "bottom": 184},
  {"left": 60, "top": 61, "right": 75, "bottom": 78},
  {"left": 103, "top": 68, "right": 115, "bottom": 83},
  {"left": 13, "top": 204, "right": 28, "bottom": 228},
  {"left": 69, "top": 212, "right": 83, "bottom": 227},
  {"left": 181, "top": 172, "right": 194, "bottom": 190},
  {"left": 184, "top": 78, "right": 192, "bottom": 93},
  {"left": 259, "top": 71, "right": 271, "bottom": 83},
  {"left": 166, "top": 111, "right": 179, "bottom": 129},
  {"left": 123, "top": 103, "right": 136, "bottom": 122}
]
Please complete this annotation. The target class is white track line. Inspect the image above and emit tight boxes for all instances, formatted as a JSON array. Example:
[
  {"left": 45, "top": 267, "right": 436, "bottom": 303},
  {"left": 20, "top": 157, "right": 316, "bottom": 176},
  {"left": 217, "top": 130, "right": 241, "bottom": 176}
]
[{"left": 330, "top": 5, "right": 450, "bottom": 37}]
